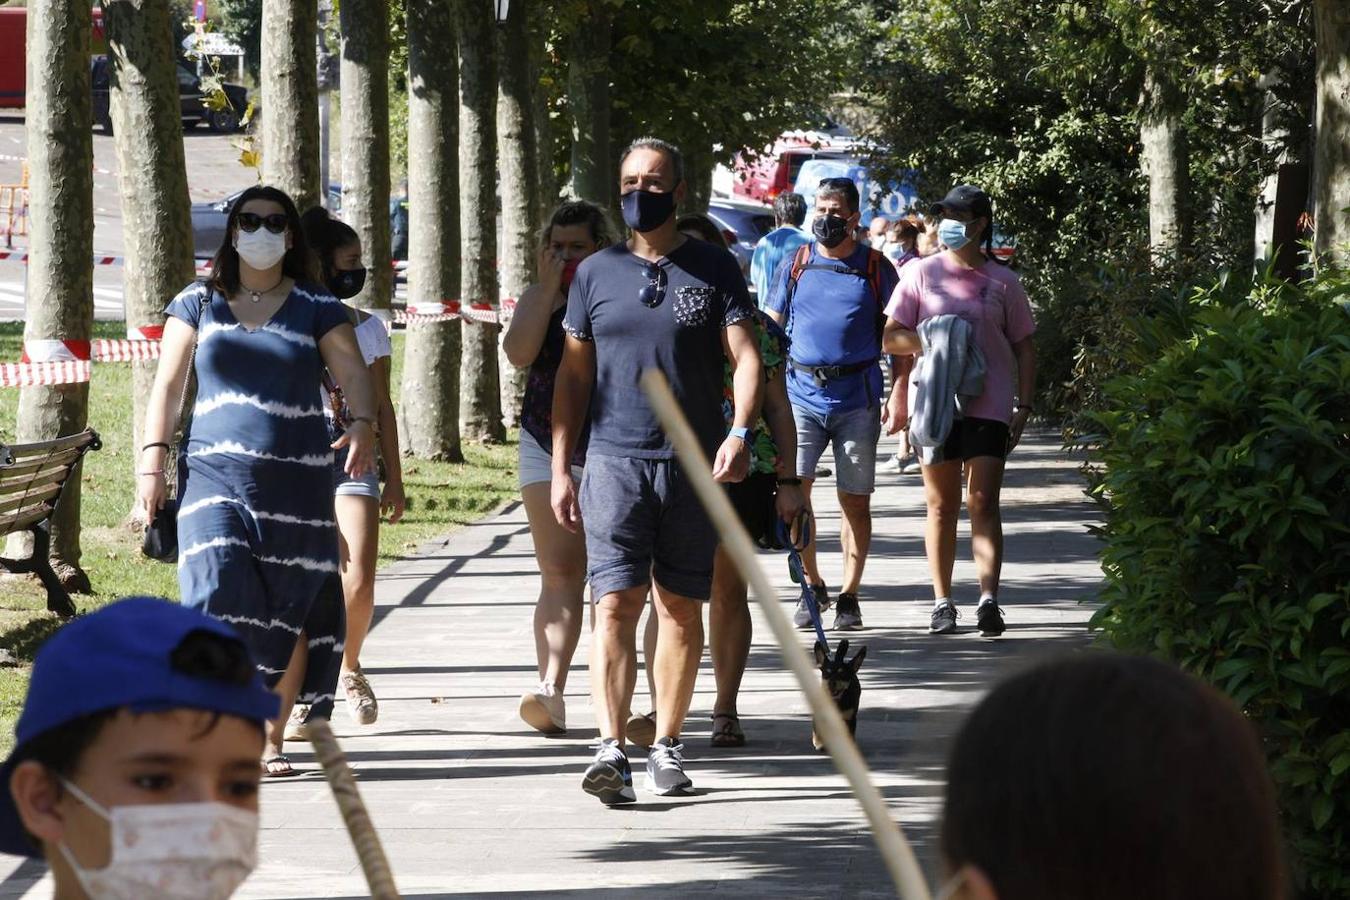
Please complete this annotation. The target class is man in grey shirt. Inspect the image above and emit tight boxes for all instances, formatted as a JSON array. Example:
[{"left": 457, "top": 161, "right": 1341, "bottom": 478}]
[{"left": 552, "top": 137, "right": 762, "bottom": 804}]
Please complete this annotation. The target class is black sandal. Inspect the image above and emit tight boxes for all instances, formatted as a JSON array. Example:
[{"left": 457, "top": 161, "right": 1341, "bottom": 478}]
[
  {"left": 710, "top": 712, "right": 745, "bottom": 748},
  {"left": 262, "top": 754, "right": 300, "bottom": 778}
]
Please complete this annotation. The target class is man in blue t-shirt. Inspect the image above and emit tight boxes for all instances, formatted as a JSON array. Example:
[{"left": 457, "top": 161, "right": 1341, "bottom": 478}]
[
  {"left": 749, "top": 192, "right": 811, "bottom": 303},
  {"left": 552, "top": 137, "right": 762, "bottom": 806},
  {"left": 764, "top": 177, "right": 901, "bottom": 632}
]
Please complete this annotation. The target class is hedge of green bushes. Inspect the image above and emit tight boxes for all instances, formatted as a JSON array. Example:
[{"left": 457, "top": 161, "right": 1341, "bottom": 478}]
[{"left": 1087, "top": 267, "right": 1350, "bottom": 895}]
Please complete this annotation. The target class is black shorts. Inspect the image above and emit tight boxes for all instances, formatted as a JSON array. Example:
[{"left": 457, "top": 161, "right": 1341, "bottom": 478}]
[
  {"left": 940, "top": 417, "right": 1011, "bottom": 462},
  {"left": 725, "top": 471, "right": 777, "bottom": 546}
]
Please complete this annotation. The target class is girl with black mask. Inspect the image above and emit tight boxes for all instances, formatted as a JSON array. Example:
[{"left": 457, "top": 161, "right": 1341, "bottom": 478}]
[{"left": 291, "top": 206, "right": 406, "bottom": 738}]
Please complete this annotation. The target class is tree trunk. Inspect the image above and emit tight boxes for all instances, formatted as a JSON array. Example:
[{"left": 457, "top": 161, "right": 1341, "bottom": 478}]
[
  {"left": 19, "top": 0, "right": 95, "bottom": 587},
  {"left": 102, "top": 0, "right": 196, "bottom": 517},
  {"left": 454, "top": 0, "right": 503, "bottom": 443},
  {"left": 682, "top": 143, "right": 715, "bottom": 214},
  {"left": 261, "top": 0, "right": 321, "bottom": 210},
  {"left": 338, "top": 0, "right": 392, "bottom": 308},
  {"left": 533, "top": 39, "right": 557, "bottom": 226},
  {"left": 567, "top": 4, "right": 611, "bottom": 208},
  {"left": 497, "top": 0, "right": 538, "bottom": 430},
  {"left": 1313, "top": 0, "right": 1350, "bottom": 266},
  {"left": 399, "top": 0, "right": 462, "bottom": 461},
  {"left": 1139, "top": 67, "right": 1190, "bottom": 257}
]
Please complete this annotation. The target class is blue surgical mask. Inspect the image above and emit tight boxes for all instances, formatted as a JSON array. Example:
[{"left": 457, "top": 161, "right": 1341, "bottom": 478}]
[{"left": 938, "top": 218, "right": 973, "bottom": 251}]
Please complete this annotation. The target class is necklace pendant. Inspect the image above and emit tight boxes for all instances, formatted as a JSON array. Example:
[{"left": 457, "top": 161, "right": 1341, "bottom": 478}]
[{"left": 250, "top": 291, "right": 262, "bottom": 303}]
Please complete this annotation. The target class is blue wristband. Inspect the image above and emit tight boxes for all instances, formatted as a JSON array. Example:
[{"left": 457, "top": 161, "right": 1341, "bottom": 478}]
[{"left": 729, "top": 426, "right": 750, "bottom": 442}]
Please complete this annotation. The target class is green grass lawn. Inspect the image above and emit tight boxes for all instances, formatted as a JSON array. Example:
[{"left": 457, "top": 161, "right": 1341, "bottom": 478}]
[{"left": 0, "top": 322, "right": 517, "bottom": 753}]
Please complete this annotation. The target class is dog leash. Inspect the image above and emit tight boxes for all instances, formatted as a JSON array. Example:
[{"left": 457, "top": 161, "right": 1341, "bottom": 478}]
[{"left": 777, "top": 514, "right": 828, "bottom": 650}]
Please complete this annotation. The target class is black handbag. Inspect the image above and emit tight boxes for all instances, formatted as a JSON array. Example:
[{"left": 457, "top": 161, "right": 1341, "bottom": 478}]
[{"left": 142, "top": 289, "right": 206, "bottom": 563}]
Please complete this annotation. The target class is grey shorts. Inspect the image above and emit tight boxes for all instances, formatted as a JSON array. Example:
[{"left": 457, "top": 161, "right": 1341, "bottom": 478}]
[
  {"left": 579, "top": 454, "right": 718, "bottom": 601},
  {"left": 795, "top": 402, "right": 882, "bottom": 495}
]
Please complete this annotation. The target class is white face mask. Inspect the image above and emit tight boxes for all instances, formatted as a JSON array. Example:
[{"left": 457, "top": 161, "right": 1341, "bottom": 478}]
[
  {"left": 234, "top": 227, "right": 288, "bottom": 270},
  {"left": 58, "top": 778, "right": 258, "bottom": 900}
]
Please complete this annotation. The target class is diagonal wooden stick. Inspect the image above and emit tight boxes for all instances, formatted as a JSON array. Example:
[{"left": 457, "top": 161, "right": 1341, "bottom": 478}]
[
  {"left": 641, "top": 369, "right": 933, "bottom": 900},
  {"left": 306, "top": 718, "right": 401, "bottom": 899}
]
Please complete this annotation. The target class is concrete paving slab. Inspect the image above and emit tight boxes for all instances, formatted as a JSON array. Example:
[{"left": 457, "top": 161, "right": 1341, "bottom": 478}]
[{"left": 0, "top": 429, "right": 1100, "bottom": 897}]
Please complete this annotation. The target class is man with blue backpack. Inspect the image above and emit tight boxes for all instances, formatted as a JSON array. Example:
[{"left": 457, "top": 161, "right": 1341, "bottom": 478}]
[{"left": 764, "top": 176, "right": 901, "bottom": 631}]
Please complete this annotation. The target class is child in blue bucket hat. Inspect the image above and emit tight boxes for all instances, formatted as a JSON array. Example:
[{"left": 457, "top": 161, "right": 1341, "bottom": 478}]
[{"left": 0, "top": 596, "right": 279, "bottom": 899}]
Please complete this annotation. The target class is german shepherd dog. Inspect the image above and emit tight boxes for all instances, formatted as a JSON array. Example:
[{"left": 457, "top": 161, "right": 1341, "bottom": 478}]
[{"left": 812, "top": 639, "right": 865, "bottom": 752}]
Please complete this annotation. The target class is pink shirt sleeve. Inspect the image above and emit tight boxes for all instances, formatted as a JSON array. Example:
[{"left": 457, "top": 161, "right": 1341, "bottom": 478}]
[
  {"left": 884, "top": 261, "right": 923, "bottom": 330},
  {"left": 1000, "top": 270, "right": 1035, "bottom": 344}
]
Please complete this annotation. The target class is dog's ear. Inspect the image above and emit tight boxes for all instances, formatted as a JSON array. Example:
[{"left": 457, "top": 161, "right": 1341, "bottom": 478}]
[
  {"left": 834, "top": 639, "right": 849, "bottom": 666},
  {"left": 814, "top": 641, "right": 828, "bottom": 666},
  {"left": 848, "top": 645, "right": 867, "bottom": 674}
]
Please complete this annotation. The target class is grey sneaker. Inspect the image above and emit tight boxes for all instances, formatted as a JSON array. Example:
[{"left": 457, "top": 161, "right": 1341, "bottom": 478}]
[
  {"left": 793, "top": 584, "right": 831, "bottom": 630},
  {"left": 833, "top": 592, "right": 863, "bottom": 631},
  {"left": 583, "top": 739, "right": 635, "bottom": 805},
  {"left": 340, "top": 669, "right": 378, "bottom": 725},
  {"left": 645, "top": 737, "right": 695, "bottom": 796},
  {"left": 977, "top": 600, "right": 1006, "bottom": 636},
  {"left": 929, "top": 601, "right": 960, "bottom": 634}
]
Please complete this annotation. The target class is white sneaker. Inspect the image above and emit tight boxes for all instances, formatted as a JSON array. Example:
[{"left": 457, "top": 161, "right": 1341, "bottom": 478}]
[
  {"left": 284, "top": 704, "right": 311, "bottom": 742},
  {"left": 341, "top": 669, "right": 379, "bottom": 725},
  {"left": 877, "top": 454, "right": 903, "bottom": 473},
  {"left": 519, "top": 681, "right": 566, "bottom": 734}
]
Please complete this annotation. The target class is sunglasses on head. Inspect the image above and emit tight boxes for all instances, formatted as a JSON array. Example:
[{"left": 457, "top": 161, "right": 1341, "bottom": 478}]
[
  {"left": 237, "top": 212, "right": 288, "bottom": 234},
  {"left": 639, "top": 261, "right": 667, "bottom": 308}
]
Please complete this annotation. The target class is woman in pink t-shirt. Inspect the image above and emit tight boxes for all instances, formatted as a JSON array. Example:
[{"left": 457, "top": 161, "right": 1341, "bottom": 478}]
[{"left": 881, "top": 185, "right": 1036, "bottom": 638}]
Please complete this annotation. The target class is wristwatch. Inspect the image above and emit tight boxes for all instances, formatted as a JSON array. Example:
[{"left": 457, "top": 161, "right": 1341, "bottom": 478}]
[{"left": 728, "top": 426, "right": 750, "bottom": 443}]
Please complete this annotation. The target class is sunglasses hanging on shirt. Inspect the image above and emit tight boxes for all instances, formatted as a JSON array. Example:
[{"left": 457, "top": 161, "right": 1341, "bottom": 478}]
[{"left": 639, "top": 261, "right": 667, "bottom": 308}]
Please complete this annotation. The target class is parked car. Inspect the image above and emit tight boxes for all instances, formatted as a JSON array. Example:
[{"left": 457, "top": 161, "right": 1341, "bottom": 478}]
[
  {"left": 191, "top": 184, "right": 355, "bottom": 259},
  {"left": 731, "top": 131, "right": 857, "bottom": 205},
  {"left": 707, "top": 199, "right": 776, "bottom": 286},
  {"left": 91, "top": 55, "right": 248, "bottom": 135}
]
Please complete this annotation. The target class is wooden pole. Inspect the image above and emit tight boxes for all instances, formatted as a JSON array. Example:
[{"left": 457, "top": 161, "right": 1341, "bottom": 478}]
[
  {"left": 640, "top": 369, "right": 933, "bottom": 900},
  {"left": 306, "top": 719, "right": 401, "bottom": 899}
]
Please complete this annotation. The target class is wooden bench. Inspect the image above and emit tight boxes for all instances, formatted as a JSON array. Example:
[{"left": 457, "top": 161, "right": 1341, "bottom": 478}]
[{"left": 0, "top": 429, "right": 102, "bottom": 619}]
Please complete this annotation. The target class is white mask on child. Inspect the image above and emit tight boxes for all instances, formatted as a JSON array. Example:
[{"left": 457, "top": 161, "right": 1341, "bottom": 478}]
[{"left": 58, "top": 778, "right": 258, "bottom": 900}]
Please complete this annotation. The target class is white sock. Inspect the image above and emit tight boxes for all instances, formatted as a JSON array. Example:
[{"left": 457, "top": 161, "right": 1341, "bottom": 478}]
[
  {"left": 934, "top": 596, "right": 951, "bottom": 609},
  {"left": 978, "top": 592, "right": 996, "bottom": 607}
]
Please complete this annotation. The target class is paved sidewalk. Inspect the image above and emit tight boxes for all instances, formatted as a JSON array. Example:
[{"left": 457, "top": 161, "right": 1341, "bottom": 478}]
[{"left": 0, "top": 429, "right": 1100, "bottom": 898}]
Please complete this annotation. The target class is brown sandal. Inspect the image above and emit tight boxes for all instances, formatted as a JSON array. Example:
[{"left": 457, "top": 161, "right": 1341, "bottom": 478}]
[{"left": 710, "top": 712, "right": 745, "bottom": 748}]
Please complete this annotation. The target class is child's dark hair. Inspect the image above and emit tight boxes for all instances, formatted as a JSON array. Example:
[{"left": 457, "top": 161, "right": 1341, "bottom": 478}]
[
  {"left": 942, "top": 653, "right": 1286, "bottom": 900},
  {"left": 538, "top": 199, "right": 614, "bottom": 251},
  {"left": 207, "top": 184, "right": 319, "bottom": 295},
  {"left": 301, "top": 206, "right": 360, "bottom": 287}
]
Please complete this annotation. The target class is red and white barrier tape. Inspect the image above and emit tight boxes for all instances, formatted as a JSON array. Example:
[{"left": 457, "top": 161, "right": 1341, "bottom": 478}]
[
  {"left": 0, "top": 250, "right": 214, "bottom": 269},
  {"left": 0, "top": 360, "right": 92, "bottom": 388},
  {"left": 393, "top": 297, "right": 516, "bottom": 325}
]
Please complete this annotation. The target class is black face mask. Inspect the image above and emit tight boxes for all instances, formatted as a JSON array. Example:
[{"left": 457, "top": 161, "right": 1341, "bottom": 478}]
[
  {"left": 329, "top": 267, "right": 367, "bottom": 300},
  {"left": 621, "top": 189, "right": 677, "bottom": 233},
  {"left": 812, "top": 214, "right": 851, "bottom": 249}
]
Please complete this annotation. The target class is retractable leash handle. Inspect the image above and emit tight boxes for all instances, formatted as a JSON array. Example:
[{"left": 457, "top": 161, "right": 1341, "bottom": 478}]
[{"left": 777, "top": 517, "right": 828, "bottom": 649}]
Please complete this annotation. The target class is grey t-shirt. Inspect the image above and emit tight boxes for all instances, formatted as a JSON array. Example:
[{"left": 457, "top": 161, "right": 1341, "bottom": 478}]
[{"left": 564, "top": 238, "right": 755, "bottom": 459}]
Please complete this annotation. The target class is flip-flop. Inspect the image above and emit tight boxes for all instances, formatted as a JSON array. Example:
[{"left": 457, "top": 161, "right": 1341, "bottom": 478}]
[
  {"left": 710, "top": 712, "right": 745, "bottom": 748},
  {"left": 261, "top": 754, "right": 300, "bottom": 778}
]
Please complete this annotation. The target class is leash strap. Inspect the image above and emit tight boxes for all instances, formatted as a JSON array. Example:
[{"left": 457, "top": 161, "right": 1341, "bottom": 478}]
[{"left": 778, "top": 515, "right": 828, "bottom": 649}]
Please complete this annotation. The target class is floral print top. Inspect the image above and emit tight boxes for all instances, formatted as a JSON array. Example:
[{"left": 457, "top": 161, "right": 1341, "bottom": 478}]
[{"left": 723, "top": 309, "right": 789, "bottom": 476}]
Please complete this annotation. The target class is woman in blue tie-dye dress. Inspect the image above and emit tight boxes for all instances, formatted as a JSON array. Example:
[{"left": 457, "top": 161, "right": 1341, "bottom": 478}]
[{"left": 137, "top": 186, "right": 378, "bottom": 777}]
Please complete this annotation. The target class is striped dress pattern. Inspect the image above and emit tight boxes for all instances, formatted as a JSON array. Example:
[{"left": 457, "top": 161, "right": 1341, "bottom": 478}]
[{"left": 167, "top": 281, "right": 349, "bottom": 709}]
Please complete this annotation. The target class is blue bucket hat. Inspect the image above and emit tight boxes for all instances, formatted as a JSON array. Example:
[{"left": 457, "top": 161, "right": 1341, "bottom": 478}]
[{"left": 0, "top": 597, "right": 279, "bottom": 857}]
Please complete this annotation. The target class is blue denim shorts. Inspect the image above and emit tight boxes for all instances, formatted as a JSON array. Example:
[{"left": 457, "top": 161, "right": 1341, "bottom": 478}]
[
  {"left": 794, "top": 403, "right": 882, "bottom": 495},
  {"left": 579, "top": 454, "right": 718, "bottom": 601}
]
